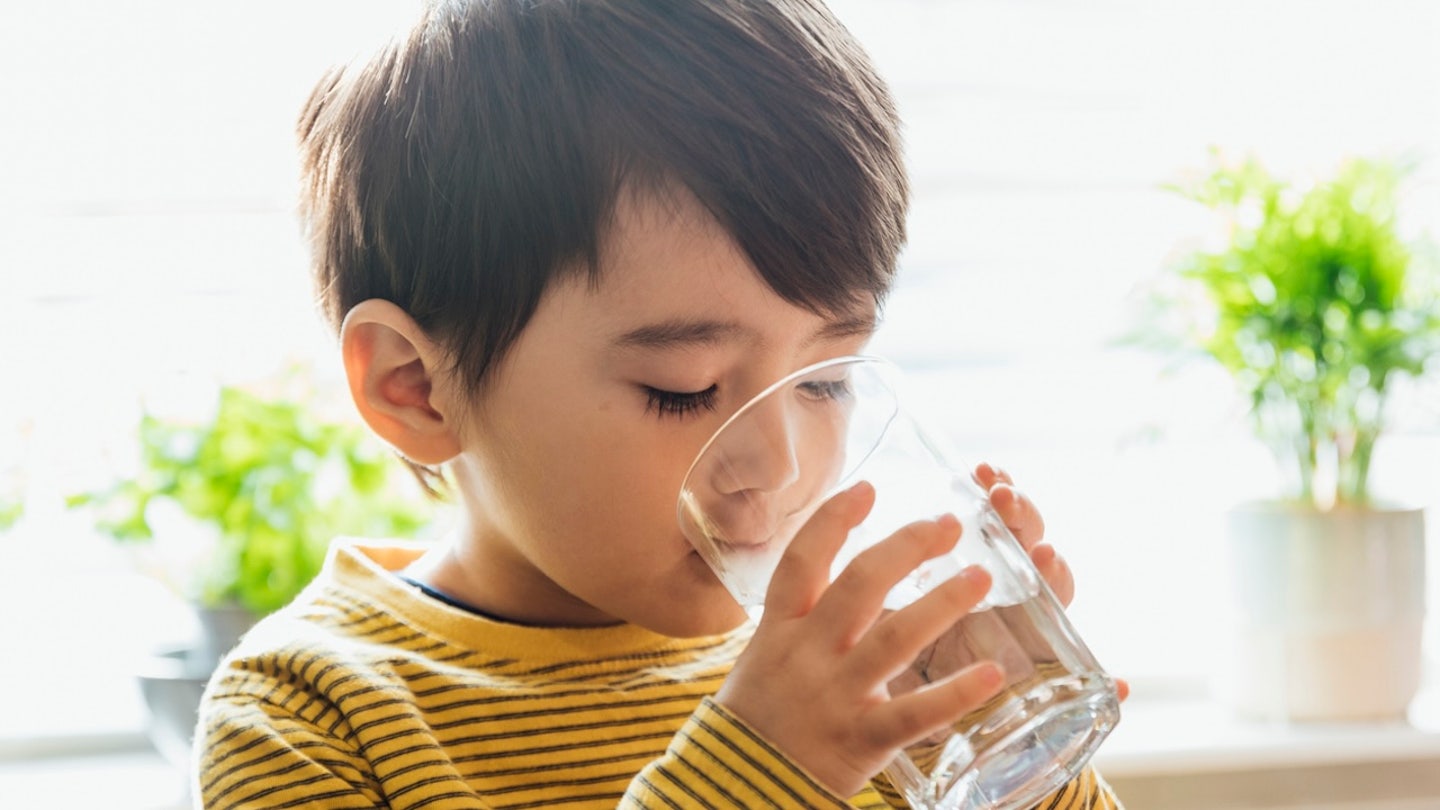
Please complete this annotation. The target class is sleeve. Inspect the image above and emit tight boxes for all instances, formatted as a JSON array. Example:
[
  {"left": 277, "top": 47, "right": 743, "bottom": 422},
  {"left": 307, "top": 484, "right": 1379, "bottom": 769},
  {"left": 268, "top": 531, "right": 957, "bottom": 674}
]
[
  {"left": 195, "top": 695, "right": 386, "bottom": 810},
  {"left": 620, "top": 697, "right": 866, "bottom": 809},
  {"left": 1024, "top": 767, "right": 1124, "bottom": 810}
]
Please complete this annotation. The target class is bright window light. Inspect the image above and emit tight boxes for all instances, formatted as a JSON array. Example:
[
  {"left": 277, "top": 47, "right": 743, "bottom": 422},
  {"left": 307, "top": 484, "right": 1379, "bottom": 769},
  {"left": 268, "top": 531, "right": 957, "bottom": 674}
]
[{"left": 1, "top": 0, "right": 1437, "bottom": 750}]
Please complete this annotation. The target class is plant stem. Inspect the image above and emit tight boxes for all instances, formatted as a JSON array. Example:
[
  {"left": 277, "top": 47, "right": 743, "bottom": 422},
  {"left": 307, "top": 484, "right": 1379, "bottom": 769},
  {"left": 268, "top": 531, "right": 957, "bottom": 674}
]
[
  {"left": 1299, "top": 409, "right": 1317, "bottom": 507},
  {"left": 1343, "top": 428, "right": 1378, "bottom": 505}
]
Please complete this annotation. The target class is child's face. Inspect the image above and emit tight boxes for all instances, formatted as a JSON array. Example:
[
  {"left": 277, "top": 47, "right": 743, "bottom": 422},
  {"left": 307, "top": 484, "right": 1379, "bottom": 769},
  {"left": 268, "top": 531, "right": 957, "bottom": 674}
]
[{"left": 446, "top": 187, "right": 877, "bottom": 636}]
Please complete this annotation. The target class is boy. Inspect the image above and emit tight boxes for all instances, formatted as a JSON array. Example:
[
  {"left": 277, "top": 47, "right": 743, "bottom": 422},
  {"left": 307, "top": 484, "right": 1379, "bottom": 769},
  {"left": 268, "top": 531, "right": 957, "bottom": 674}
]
[{"left": 196, "top": 1, "right": 1122, "bottom": 807}]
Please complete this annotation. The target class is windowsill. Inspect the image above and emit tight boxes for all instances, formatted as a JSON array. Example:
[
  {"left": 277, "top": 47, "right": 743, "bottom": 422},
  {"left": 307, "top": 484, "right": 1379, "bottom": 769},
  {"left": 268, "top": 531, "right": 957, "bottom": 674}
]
[
  {"left": 0, "top": 730, "right": 149, "bottom": 761},
  {"left": 1097, "top": 686, "right": 1440, "bottom": 776},
  {"left": 0, "top": 748, "right": 187, "bottom": 810},
  {"left": 1093, "top": 685, "right": 1440, "bottom": 809}
]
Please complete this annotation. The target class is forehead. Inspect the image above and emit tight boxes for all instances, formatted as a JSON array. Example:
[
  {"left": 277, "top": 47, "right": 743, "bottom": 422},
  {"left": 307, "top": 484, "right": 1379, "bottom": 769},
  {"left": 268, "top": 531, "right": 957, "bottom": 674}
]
[{"left": 577, "top": 187, "right": 876, "bottom": 334}]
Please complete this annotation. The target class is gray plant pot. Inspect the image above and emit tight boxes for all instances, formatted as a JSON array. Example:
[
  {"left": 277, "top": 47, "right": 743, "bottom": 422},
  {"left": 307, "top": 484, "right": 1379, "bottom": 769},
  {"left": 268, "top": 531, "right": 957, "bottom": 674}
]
[
  {"left": 194, "top": 602, "right": 259, "bottom": 671},
  {"left": 136, "top": 602, "right": 258, "bottom": 770},
  {"left": 1223, "top": 501, "right": 1426, "bottom": 722},
  {"left": 136, "top": 645, "right": 213, "bottom": 768}
]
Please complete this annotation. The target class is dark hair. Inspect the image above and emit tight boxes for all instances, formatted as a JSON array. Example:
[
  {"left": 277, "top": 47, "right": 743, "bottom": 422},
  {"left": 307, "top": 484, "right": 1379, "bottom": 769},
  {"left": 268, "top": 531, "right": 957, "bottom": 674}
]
[{"left": 298, "top": 0, "right": 908, "bottom": 486}]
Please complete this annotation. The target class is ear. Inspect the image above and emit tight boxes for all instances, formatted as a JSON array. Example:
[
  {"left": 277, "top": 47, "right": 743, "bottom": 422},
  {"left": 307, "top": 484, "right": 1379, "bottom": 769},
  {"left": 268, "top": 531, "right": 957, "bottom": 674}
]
[{"left": 339, "top": 299, "right": 462, "bottom": 465}]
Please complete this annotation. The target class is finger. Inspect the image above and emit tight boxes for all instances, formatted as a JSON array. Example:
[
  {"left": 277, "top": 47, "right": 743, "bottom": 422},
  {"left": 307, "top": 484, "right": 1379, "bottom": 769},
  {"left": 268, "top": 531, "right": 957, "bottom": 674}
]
[
  {"left": 765, "top": 481, "right": 875, "bottom": 619},
  {"left": 973, "top": 461, "right": 1014, "bottom": 489},
  {"left": 1030, "top": 543, "right": 1074, "bottom": 607},
  {"left": 808, "top": 513, "right": 963, "bottom": 646},
  {"left": 866, "top": 661, "right": 1006, "bottom": 750},
  {"left": 1116, "top": 678, "right": 1131, "bottom": 703},
  {"left": 989, "top": 483, "right": 1045, "bottom": 551},
  {"left": 849, "top": 565, "right": 992, "bottom": 686}
]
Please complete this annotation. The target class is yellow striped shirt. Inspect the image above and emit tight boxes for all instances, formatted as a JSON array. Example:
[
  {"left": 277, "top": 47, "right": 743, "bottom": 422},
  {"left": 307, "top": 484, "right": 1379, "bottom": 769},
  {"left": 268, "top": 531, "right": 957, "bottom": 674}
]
[{"left": 196, "top": 541, "right": 1120, "bottom": 809}]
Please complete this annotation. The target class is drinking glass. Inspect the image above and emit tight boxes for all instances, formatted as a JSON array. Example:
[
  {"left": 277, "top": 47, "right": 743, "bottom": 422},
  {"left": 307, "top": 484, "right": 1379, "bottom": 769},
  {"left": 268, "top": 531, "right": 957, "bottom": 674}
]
[{"left": 678, "top": 356, "right": 1119, "bottom": 810}]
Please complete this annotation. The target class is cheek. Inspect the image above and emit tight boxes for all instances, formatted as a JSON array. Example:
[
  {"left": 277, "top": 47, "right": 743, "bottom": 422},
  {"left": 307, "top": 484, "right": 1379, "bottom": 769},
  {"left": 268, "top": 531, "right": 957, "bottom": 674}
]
[
  {"left": 525, "top": 404, "right": 703, "bottom": 563},
  {"left": 794, "top": 422, "right": 849, "bottom": 499}
]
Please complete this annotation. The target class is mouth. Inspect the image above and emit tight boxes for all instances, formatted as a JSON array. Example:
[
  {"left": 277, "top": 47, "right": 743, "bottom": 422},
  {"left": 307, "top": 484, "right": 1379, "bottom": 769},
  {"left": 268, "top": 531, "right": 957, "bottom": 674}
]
[
  {"left": 679, "top": 489, "right": 817, "bottom": 563},
  {"left": 697, "top": 504, "right": 794, "bottom": 552},
  {"left": 711, "top": 536, "right": 775, "bottom": 556}
]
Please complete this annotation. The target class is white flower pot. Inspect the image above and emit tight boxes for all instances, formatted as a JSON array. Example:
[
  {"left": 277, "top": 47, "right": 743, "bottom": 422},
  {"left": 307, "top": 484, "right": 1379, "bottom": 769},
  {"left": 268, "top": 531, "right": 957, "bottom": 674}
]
[{"left": 1223, "top": 502, "right": 1426, "bottom": 722}]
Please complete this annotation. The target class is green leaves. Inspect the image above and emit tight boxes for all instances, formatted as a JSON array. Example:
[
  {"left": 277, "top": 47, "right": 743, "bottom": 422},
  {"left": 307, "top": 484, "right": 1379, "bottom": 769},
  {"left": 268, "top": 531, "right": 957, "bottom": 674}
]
[
  {"left": 0, "top": 496, "right": 21, "bottom": 534},
  {"left": 72, "top": 376, "right": 433, "bottom": 616},
  {"left": 1147, "top": 153, "right": 1440, "bottom": 507}
]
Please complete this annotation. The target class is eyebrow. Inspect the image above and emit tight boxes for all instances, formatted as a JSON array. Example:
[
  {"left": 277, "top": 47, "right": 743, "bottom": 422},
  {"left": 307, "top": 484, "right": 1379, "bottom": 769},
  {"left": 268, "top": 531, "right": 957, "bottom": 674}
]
[
  {"left": 613, "top": 319, "right": 748, "bottom": 349},
  {"left": 611, "top": 312, "right": 877, "bottom": 351},
  {"left": 813, "top": 313, "right": 879, "bottom": 343}
]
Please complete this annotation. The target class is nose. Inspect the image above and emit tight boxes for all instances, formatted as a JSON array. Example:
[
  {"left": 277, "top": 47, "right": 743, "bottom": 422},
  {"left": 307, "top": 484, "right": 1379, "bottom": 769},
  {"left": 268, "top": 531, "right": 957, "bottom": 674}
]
[{"left": 709, "top": 395, "right": 802, "bottom": 497}]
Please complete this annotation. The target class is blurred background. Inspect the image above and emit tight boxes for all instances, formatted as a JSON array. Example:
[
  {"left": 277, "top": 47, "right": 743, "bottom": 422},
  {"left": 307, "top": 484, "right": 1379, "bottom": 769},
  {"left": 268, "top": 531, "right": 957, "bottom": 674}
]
[{"left": 2, "top": 1, "right": 1438, "bottom": 807}]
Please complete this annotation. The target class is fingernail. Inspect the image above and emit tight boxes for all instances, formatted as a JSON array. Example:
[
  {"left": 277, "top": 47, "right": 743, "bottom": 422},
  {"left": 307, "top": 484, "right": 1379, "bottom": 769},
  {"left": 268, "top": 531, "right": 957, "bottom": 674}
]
[
  {"left": 1030, "top": 543, "right": 1055, "bottom": 566},
  {"left": 959, "top": 565, "right": 991, "bottom": 586}
]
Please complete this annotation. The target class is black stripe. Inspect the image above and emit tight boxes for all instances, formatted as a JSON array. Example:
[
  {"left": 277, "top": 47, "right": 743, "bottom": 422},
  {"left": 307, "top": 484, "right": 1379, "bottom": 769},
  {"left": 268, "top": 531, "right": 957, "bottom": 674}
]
[
  {"left": 447, "top": 729, "right": 677, "bottom": 766},
  {"left": 635, "top": 774, "right": 686, "bottom": 810},
  {"left": 698, "top": 705, "right": 849, "bottom": 808},
  {"left": 202, "top": 703, "right": 371, "bottom": 797},
  {"left": 682, "top": 730, "right": 782, "bottom": 809},
  {"left": 368, "top": 728, "right": 676, "bottom": 773},
  {"left": 494, "top": 790, "right": 649, "bottom": 810},
  {"left": 204, "top": 743, "right": 313, "bottom": 795},
  {"left": 213, "top": 763, "right": 342, "bottom": 810},
  {"left": 406, "top": 671, "right": 720, "bottom": 703},
  {"left": 456, "top": 747, "right": 657, "bottom": 780},
  {"left": 423, "top": 691, "right": 709, "bottom": 728},
  {"left": 673, "top": 749, "right": 746, "bottom": 807},
  {"left": 407, "top": 790, "right": 489, "bottom": 809},
  {"left": 384, "top": 771, "right": 477, "bottom": 802},
  {"left": 419, "top": 716, "right": 688, "bottom": 756},
  {"left": 466, "top": 768, "right": 632, "bottom": 797},
  {"left": 200, "top": 728, "right": 278, "bottom": 794},
  {"left": 1044, "top": 779, "right": 1075, "bottom": 810},
  {"left": 256, "top": 788, "right": 377, "bottom": 810}
]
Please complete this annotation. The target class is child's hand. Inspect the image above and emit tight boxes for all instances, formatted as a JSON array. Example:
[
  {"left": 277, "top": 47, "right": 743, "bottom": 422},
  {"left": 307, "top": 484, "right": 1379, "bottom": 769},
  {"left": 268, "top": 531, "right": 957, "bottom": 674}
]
[
  {"left": 714, "top": 482, "right": 1006, "bottom": 798},
  {"left": 973, "top": 462, "right": 1072, "bottom": 606},
  {"left": 973, "top": 462, "right": 1130, "bottom": 703}
]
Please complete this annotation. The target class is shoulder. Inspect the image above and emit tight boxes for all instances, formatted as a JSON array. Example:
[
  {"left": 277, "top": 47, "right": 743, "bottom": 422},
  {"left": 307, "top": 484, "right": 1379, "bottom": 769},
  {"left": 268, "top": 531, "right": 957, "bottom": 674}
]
[
  {"left": 202, "top": 588, "right": 390, "bottom": 713},
  {"left": 194, "top": 589, "right": 403, "bottom": 807},
  {"left": 206, "top": 574, "right": 442, "bottom": 699},
  {"left": 205, "top": 539, "right": 463, "bottom": 699}
]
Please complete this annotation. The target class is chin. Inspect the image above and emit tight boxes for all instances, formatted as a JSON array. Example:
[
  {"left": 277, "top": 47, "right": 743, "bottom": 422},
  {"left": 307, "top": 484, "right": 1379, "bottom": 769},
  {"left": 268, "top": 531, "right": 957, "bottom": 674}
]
[
  {"left": 641, "top": 597, "right": 751, "bottom": 638},
  {"left": 611, "top": 551, "right": 754, "bottom": 637}
]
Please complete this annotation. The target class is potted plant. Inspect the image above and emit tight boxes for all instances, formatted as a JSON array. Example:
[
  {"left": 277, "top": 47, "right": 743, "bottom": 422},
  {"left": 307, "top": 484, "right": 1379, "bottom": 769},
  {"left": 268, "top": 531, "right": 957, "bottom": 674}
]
[
  {"left": 0, "top": 489, "right": 21, "bottom": 534},
  {"left": 0, "top": 431, "right": 23, "bottom": 533},
  {"left": 73, "top": 369, "right": 434, "bottom": 659},
  {"left": 1134, "top": 153, "right": 1440, "bottom": 721},
  {"left": 69, "top": 368, "right": 434, "bottom": 762}
]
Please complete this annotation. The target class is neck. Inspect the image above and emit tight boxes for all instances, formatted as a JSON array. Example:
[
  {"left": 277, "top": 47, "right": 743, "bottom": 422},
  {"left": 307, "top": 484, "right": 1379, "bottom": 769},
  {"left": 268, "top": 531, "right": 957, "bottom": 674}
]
[{"left": 412, "top": 510, "right": 620, "bottom": 629}]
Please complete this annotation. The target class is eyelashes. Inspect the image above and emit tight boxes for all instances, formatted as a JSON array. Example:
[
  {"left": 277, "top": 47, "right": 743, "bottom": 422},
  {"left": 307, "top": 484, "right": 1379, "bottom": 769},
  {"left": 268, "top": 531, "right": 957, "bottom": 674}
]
[
  {"left": 643, "top": 384, "right": 719, "bottom": 419},
  {"left": 642, "top": 376, "right": 852, "bottom": 420},
  {"left": 797, "top": 377, "right": 853, "bottom": 403}
]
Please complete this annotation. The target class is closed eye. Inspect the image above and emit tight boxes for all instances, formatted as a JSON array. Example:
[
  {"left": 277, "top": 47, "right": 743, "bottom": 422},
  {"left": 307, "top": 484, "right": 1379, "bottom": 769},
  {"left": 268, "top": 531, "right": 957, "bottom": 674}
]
[
  {"left": 643, "top": 384, "right": 719, "bottom": 419},
  {"left": 797, "top": 377, "right": 853, "bottom": 403}
]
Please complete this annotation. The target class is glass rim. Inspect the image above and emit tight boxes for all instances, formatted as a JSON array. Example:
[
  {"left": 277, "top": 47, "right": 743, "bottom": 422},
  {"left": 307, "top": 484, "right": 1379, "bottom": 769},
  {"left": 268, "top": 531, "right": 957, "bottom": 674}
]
[{"left": 677, "top": 354, "right": 898, "bottom": 497}]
